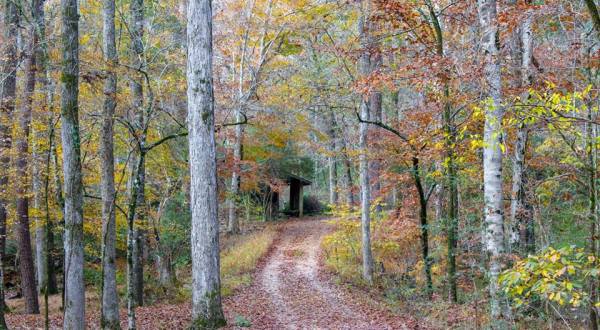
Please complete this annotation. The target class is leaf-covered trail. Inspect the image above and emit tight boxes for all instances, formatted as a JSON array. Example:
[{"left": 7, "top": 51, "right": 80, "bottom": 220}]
[
  {"left": 7, "top": 217, "right": 418, "bottom": 329},
  {"left": 224, "top": 217, "right": 415, "bottom": 329}
]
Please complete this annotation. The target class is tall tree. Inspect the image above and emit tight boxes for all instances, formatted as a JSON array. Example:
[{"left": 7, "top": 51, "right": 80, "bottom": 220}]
[
  {"left": 129, "top": 0, "right": 146, "bottom": 308},
  {"left": 0, "top": 0, "right": 19, "bottom": 326},
  {"left": 477, "top": 0, "right": 506, "bottom": 322},
  {"left": 32, "top": 0, "right": 58, "bottom": 297},
  {"left": 16, "top": 2, "right": 41, "bottom": 313},
  {"left": 187, "top": 0, "right": 226, "bottom": 327},
  {"left": 427, "top": 1, "right": 459, "bottom": 303},
  {"left": 60, "top": 0, "right": 85, "bottom": 327},
  {"left": 358, "top": 0, "right": 374, "bottom": 284},
  {"left": 509, "top": 4, "right": 534, "bottom": 254},
  {"left": 101, "top": 0, "right": 120, "bottom": 327}
]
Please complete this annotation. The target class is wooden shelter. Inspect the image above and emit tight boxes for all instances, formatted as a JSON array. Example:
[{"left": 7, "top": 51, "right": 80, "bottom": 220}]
[{"left": 284, "top": 174, "right": 311, "bottom": 217}]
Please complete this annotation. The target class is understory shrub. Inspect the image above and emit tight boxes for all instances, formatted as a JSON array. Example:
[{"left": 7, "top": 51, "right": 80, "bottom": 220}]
[{"left": 500, "top": 245, "right": 600, "bottom": 314}]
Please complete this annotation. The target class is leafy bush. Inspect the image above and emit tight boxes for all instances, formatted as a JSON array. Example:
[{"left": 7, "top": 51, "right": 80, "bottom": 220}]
[
  {"left": 500, "top": 245, "right": 600, "bottom": 309},
  {"left": 321, "top": 206, "right": 423, "bottom": 287},
  {"left": 303, "top": 195, "right": 325, "bottom": 214}
]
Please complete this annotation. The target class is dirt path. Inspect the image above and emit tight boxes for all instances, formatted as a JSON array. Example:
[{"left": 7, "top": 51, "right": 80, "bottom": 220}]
[
  {"left": 6, "top": 217, "right": 416, "bottom": 329},
  {"left": 224, "top": 217, "right": 413, "bottom": 329}
]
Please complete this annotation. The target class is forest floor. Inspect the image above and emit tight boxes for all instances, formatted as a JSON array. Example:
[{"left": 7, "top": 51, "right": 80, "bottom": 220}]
[{"left": 6, "top": 217, "right": 420, "bottom": 329}]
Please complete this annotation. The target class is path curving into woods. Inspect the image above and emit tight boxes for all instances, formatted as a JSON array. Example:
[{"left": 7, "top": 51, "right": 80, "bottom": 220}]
[
  {"left": 223, "top": 217, "right": 416, "bottom": 329},
  {"left": 6, "top": 217, "right": 418, "bottom": 329}
]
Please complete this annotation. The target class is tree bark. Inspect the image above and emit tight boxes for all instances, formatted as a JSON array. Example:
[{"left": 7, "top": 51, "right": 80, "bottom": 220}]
[
  {"left": 227, "top": 110, "right": 243, "bottom": 234},
  {"left": 585, "top": 0, "right": 600, "bottom": 37},
  {"left": 328, "top": 110, "right": 339, "bottom": 206},
  {"left": 588, "top": 104, "right": 599, "bottom": 330},
  {"left": 187, "top": 0, "right": 226, "bottom": 327},
  {"left": 101, "top": 0, "right": 121, "bottom": 327},
  {"left": 60, "top": 0, "right": 85, "bottom": 327},
  {"left": 510, "top": 9, "right": 534, "bottom": 254},
  {"left": 16, "top": 17, "right": 41, "bottom": 314},
  {"left": 129, "top": 0, "right": 146, "bottom": 308},
  {"left": 477, "top": 0, "right": 505, "bottom": 322},
  {"left": 412, "top": 157, "right": 433, "bottom": 297},
  {"left": 429, "top": 5, "right": 459, "bottom": 303},
  {"left": 32, "top": 0, "right": 56, "bottom": 296},
  {"left": 369, "top": 53, "right": 383, "bottom": 214},
  {"left": 126, "top": 154, "right": 145, "bottom": 330},
  {"left": 358, "top": 1, "right": 374, "bottom": 284},
  {"left": 339, "top": 121, "right": 355, "bottom": 207},
  {"left": 0, "top": 0, "right": 19, "bottom": 326}
]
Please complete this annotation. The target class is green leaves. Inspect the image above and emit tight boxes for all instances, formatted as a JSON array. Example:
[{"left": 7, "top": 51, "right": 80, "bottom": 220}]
[{"left": 499, "top": 245, "right": 600, "bottom": 309}]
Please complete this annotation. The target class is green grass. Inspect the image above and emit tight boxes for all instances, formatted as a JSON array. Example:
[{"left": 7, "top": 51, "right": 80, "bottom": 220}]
[{"left": 220, "top": 226, "right": 278, "bottom": 296}]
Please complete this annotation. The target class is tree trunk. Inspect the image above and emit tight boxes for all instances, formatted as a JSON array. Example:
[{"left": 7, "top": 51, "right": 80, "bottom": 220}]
[
  {"left": 154, "top": 247, "right": 174, "bottom": 288},
  {"left": 0, "top": 0, "right": 19, "bottom": 326},
  {"left": 358, "top": 2, "right": 374, "bottom": 284},
  {"left": 126, "top": 154, "right": 145, "bottom": 330},
  {"left": 51, "top": 131, "right": 64, "bottom": 301},
  {"left": 32, "top": 0, "right": 52, "bottom": 298},
  {"left": 585, "top": 0, "right": 600, "bottom": 37},
  {"left": 328, "top": 110, "right": 339, "bottom": 206},
  {"left": 429, "top": 5, "right": 459, "bottom": 303},
  {"left": 129, "top": 0, "right": 146, "bottom": 308},
  {"left": 369, "top": 53, "right": 383, "bottom": 214},
  {"left": 477, "top": 0, "right": 505, "bottom": 322},
  {"left": 60, "top": 0, "right": 85, "bottom": 327},
  {"left": 187, "top": 0, "right": 226, "bottom": 327},
  {"left": 227, "top": 109, "right": 243, "bottom": 234},
  {"left": 412, "top": 157, "right": 433, "bottom": 297},
  {"left": 339, "top": 124, "right": 355, "bottom": 208},
  {"left": 510, "top": 9, "right": 534, "bottom": 254},
  {"left": 16, "top": 20, "right": 40, "bottom": 314},
  {"left": 588, "top": 99, "right": 599, "bottom": 330},
  {"left": 101, "top": 0, "right": 121, "bottom": 327}
]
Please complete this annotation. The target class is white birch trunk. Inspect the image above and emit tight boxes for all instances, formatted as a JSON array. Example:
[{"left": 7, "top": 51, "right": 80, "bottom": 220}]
[
  {"left": 477, "top": 0, "right": 505, "bottom": 321},
  {"left": 187, "top": 0, "right": 226, "bottom": 327}
]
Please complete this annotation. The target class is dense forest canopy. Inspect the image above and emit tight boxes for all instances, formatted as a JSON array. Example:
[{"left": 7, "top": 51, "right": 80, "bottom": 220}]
[{"left": 1, "top": 0, "right": 600, "bottom": 328}]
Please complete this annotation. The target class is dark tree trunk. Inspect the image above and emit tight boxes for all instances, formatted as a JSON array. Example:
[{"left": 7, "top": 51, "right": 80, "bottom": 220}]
[
  {"left": 129, "top": 0, "right": 146, "bottom": 308},
  {"left": 16, "top": 20, "right": 41, "bottom": 314},
  {"left": 429, "top": 5, "right": 459, "bottom": 303},
  {"left": 0, "top": 0, "right": 19, "bottom": 326},
  {"left": 412, "top": 157, "right": 433, "bottom": 297}
]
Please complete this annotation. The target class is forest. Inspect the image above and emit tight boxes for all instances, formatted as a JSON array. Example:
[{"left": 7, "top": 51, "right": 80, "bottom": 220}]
[{"left": 1, "top": 0, "right": 600, "bottom": 329}]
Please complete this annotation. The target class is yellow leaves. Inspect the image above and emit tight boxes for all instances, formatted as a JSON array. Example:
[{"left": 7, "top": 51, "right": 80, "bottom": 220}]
[
  {"left": 470, "top": 138, "right": 484, "bottom": 151},
  {"left": 81, "top": 34, "right": 91, "bottom": 46},
  {"left": 500, "top": 245, "right": 600, "bottom": 311}
]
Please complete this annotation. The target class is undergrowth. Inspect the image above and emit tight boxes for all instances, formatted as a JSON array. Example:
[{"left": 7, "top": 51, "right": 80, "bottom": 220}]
[{"left": 220, "top": 225, "right": 278, "bottom": 296}]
